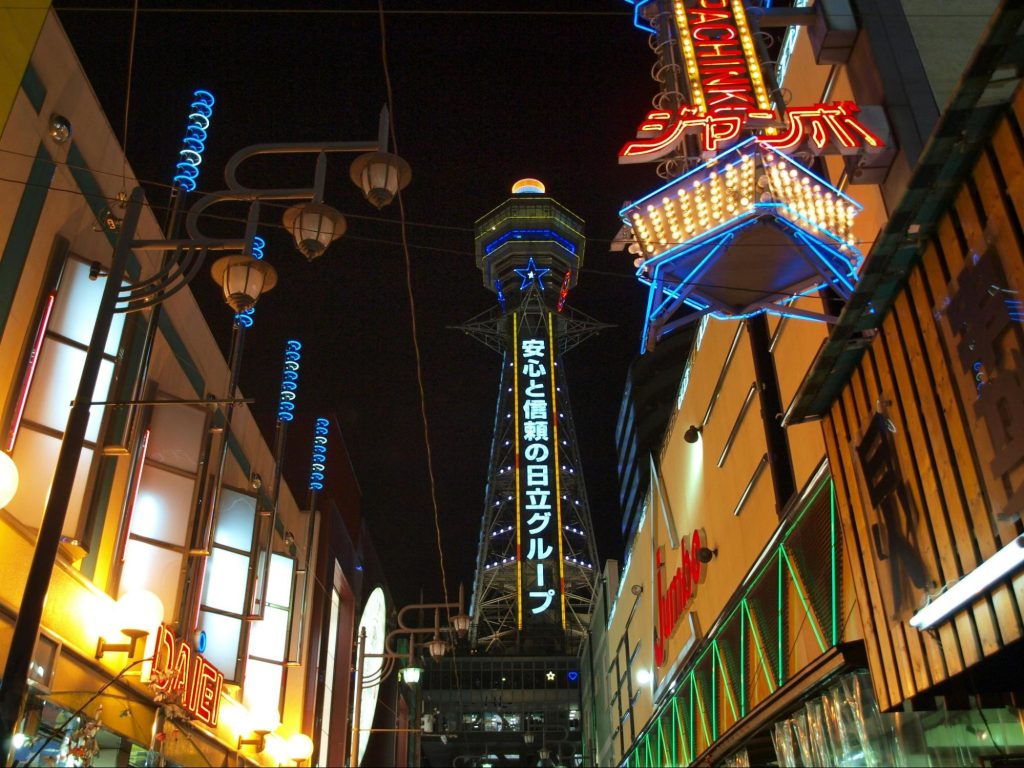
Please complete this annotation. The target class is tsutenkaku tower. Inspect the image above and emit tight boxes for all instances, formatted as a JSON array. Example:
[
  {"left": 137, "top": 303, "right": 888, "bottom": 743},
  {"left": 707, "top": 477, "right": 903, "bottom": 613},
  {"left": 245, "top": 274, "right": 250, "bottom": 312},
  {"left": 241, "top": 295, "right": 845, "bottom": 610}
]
[{"left": 461, "top": 179, "right": 605, "bottom": 654}]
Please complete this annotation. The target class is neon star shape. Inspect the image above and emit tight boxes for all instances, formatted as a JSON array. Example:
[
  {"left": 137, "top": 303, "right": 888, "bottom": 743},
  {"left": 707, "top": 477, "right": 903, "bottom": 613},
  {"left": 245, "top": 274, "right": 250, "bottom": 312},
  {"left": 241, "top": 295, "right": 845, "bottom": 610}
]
[
  {"left": 545, "top": 671, "right": 556, "bottom": 682},
  {"left": 514, "top": 257, "right": 549, "bottom": 290}
]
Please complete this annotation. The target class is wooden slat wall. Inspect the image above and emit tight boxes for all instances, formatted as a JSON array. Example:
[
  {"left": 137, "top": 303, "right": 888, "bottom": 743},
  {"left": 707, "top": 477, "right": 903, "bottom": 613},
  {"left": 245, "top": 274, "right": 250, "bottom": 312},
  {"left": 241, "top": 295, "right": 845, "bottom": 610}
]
[{"left": 824, "top": 87, "right": 1024, "bottom": 711}]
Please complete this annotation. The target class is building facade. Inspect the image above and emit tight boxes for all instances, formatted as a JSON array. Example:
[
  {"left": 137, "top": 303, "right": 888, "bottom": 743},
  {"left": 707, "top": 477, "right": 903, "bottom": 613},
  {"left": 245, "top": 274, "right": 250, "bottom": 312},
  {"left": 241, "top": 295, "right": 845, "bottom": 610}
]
[
  {"left": 0, "top": 12, "right": 379, "bottom": 766},
  {"left": 587, "top": 1, "right": 1024, "bottom": 766}
]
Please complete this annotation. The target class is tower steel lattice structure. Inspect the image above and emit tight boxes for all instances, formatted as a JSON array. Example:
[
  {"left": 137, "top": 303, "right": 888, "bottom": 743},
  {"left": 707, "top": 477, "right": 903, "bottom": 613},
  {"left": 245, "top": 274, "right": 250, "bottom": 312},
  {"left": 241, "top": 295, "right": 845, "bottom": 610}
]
[{"left": 460, "top": 179, "right": 606, "bottom": 654}]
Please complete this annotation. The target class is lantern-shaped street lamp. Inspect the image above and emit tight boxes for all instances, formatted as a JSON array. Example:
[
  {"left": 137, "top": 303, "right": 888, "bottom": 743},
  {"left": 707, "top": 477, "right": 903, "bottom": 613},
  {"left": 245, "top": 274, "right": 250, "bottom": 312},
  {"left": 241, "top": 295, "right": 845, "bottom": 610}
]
[
  {"left": 210, "top": 254, "right": 278, "bottom": 312},
  {"left": 282, "top": 202, "right": 347, "bottom": 261},
  {"left": 350, "top": 150, "right": 412, "bottom": 210}
]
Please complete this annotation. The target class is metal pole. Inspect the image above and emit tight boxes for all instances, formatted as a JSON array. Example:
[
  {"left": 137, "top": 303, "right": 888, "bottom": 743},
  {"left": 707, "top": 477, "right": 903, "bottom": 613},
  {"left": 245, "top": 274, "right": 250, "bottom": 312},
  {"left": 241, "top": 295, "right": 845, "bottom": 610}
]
[
  {"left": 350, "top": 627, "right": 367, "bottom": 768},
  {"left": 182, "top": 320, "right": 247, "bottom": 635},
  {"left": 0, "top": 187, "right": 145, "bottom": 761}
]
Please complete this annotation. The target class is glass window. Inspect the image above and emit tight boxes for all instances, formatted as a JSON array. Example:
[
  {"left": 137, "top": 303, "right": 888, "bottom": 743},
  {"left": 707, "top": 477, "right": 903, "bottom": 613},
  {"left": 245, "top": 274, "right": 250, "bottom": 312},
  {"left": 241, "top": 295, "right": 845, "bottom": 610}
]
[
  {"left": 248, "top": 605, "right": 289, "bottom": 661},
  {"left": 197, "top": 610, "right": 243, "bottom": 680},
  {"left": 130, "top": 465, "right": 195, "bottom": 546},
  {"left": 48, "top": 257, "right": 125, "bottom": 353},
  {"left": 146, "top": 403, "right": 206, "bottom": 472},
  {"left": 202, "top": 548, "right": 250, "bottom": 614},
  {"left": 21, "top": 342, "right": 114, "bottom": 440},
  {"left": 214, "top": 489, "right": 257, "bottom": 551},
  {"left": 120, "top": 540, "right": 183, "bottom": 617},
  {"left": 9, "top": 430, "right": 92, "bottom": 535}
]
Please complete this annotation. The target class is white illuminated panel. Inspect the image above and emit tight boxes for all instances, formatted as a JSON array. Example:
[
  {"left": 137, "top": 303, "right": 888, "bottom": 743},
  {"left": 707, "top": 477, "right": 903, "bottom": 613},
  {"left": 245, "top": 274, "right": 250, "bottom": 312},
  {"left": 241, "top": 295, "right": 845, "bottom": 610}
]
[
  {"left": 198, "top": 611, "right": 243, "bottom": 679},
  {"left": 202, "top": 548, "right": 249, "bottom": 614},
  {"left": 22, "top": 343, "right": 113, "bottom": 441},
  {"left": 120, "top": 539, "right": 182, "bottom": 618},
  {"left": 9, "top": 430, "right": 92, "bottom": 535},
  {"left": 130, "top": 465, "right": 194, "bottom": 546},
  {"left": 319, "top": 586, "right": 341, "bottom": 767},
  {"left": 48, "top": 257, "right": 125, "bottom": 354},
  {"left": 356, "top": 587, "right": 387, "bottom": 765},
  {"left": 214, "top": 489, "right": 257, "bottom": 551}
]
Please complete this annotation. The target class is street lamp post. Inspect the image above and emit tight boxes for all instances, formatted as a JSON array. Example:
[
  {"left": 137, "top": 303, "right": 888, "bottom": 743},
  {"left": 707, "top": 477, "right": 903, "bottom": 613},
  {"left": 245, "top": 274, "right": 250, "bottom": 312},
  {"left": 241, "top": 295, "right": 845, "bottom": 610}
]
[
  {"left": 350, "top": 588, "right": 470, "bottom": 767},
  {"left": 0, "top": 109, "right": 410, "bottom": 762}
]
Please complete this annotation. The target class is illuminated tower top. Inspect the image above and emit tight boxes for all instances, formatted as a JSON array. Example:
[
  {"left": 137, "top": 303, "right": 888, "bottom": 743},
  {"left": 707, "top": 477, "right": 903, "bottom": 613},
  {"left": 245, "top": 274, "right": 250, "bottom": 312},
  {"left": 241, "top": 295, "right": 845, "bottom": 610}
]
[{"left": 474, "top": 179, "right": 586, "bottom": 312}]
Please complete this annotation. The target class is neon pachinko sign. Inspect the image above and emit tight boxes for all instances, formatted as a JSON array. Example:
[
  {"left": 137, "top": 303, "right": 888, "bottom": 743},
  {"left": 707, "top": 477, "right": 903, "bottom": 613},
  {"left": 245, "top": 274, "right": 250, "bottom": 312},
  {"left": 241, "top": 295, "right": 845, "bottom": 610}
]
[
  {"left": 619, "top": 0, "right": 885, "bottom": 161},
  {"left": 515, "top": 316, "right": 565, "bottom": 628}
]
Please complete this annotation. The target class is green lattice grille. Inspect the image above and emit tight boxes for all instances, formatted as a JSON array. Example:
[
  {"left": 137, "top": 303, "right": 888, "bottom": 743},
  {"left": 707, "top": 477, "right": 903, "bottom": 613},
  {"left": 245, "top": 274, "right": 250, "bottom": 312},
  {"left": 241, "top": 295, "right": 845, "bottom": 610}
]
[{"left": 621, "top": 476, "right": 841, "bottom": 766}]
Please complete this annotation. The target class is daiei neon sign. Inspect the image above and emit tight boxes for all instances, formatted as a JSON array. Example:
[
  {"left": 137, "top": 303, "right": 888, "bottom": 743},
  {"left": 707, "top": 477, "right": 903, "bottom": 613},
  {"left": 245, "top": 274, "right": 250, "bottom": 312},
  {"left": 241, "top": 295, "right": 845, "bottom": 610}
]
[{"left": 151, "top": 624, "right": 225, "bottom": 727}]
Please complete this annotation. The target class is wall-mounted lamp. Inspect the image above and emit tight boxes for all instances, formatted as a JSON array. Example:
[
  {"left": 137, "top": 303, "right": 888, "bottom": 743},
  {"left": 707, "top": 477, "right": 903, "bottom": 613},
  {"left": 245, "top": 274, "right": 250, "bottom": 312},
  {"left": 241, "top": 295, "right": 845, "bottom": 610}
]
[
  {"left": 95, "top": 590, "right": 164, "bottom": 659},
  {"left": 684, "top": 424, "right": 702, "bottom": 444},
  {"left": 696, "top": 546, "right": 718, "bottom": 564},
  {"left": 0, "top": 450, "right": 19, "bottom": 508},
  {"left": 286, "top": 733, "right": 315, "bottom": 766},
  {"left": 538, "top": 746, "right": 552, "bottom": 761},
  {"left": 523, "top": 731, "right": 535, "bottom": 745},
  {"left": 238, "top": 706, "right": 280, "bottom": 753},
  {"left": 636, "top": 668, "right": 652, "bottom": 685}
]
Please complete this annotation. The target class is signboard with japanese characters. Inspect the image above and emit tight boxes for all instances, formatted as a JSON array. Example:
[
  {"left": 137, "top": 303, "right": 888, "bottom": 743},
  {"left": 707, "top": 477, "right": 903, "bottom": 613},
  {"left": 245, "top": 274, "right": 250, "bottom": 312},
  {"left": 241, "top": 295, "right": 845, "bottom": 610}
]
[
  {"left": 515, "top": 316, "right": 565, "bottom": 628},
  {"left": 619, "top": 0, "right": 885, "bottom": 162}
]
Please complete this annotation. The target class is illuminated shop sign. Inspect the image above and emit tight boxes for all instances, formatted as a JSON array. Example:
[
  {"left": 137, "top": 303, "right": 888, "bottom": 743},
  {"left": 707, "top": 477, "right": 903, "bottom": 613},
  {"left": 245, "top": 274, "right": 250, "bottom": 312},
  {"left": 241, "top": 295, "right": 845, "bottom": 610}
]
[
  {"left": 515, "top": 316, "right": 566, "bottom": 628},
  {"left": 619, "top": 0, "right": 885, "bottom": 161},
  {"left": 151, "top": 623, "right": 225, "bottom": 727},
  {"left": 654, "top": 530, "right": 707, "bottom": 667}
]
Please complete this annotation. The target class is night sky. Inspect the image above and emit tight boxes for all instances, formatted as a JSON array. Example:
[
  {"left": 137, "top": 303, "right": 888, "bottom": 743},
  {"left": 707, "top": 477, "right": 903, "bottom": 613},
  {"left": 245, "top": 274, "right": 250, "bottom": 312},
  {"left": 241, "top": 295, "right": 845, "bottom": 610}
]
[{"left": 54, "top": 1, "right": 661, "bottom": 607}]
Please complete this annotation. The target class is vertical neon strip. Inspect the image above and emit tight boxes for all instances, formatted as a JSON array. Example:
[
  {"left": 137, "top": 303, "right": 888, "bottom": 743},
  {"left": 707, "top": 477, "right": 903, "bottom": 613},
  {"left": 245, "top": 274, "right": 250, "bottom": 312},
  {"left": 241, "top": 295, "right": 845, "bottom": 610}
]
[
  {"left": 739, "top": 598, "right": 746, "bottom": 716},
  {"left": 688, "top": 673, "right": 695, "bottom": 761},
  {"left": 548, "top": 314, "right": 567, "bottom": 630},
  {"left": 744, "top": 600, "right": 776, "bottom": 694},
  {"left": 782, "top": 547, "right": 827, "bottom": 652},
  {"left": 710, "top": 642, "right": 717, "bottom": 742},
  {"left": 777, "top": 548, "right": 784, "bottom": 687},
  {"left": 716, "top": 641, "right": 739, "bottom": 722},
  {"left": 831, "top": 478, "right": 838, "bottom": 646},
  {"left": 119, "top": 427, "right": 150, "bottom": 563},
  {"left": 513, "top": 317, "right": 523, "bottom": 630},
  {"left": 6, "top": 290, "right": 55, "bottom": 451}
]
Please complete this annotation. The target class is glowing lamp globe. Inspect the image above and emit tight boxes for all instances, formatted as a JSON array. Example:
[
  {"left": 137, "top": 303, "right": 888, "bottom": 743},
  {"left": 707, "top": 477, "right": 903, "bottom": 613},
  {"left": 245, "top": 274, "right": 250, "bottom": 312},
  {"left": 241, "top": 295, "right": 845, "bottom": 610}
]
[
  {"left": 287, "top": 733, "right": 315, "bottom": 763},
  {"left": 247, "top": 704, "right": 281, "bottom": 735},
  {"left": 112, "top": 589, "right": 165, "bottom": 637},
  {"left": 0, "top": 451, "right": 18, "bottom": 508}
]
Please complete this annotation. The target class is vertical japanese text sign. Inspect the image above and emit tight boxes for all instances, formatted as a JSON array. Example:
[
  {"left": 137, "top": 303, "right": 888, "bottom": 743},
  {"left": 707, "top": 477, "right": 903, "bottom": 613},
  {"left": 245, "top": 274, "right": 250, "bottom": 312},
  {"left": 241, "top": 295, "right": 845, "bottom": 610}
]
[{"left": 515, "top": 314, "right": 566, "bottom": 628}]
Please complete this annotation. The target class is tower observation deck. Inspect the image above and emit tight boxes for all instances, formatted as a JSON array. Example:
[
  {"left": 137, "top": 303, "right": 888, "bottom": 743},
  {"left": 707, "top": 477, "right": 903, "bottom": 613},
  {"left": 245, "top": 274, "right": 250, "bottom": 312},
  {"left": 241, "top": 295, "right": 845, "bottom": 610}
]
[{"left": 461, "top": 179, "right": 605, "bottom": 654}]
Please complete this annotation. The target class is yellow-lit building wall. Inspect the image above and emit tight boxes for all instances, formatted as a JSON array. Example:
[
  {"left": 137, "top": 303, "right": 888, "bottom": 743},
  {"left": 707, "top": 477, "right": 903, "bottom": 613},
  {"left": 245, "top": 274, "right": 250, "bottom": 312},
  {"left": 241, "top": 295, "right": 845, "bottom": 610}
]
[{"left": 0, "top": 11, "right": 317, "bottom": 766}]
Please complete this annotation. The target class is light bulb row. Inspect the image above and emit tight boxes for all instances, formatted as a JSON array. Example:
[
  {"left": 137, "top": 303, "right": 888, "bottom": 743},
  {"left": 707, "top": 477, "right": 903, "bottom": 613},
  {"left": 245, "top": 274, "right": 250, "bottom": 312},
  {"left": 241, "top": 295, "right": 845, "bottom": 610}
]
[
  {"left": 764, "top": 159, "right": 858, "bottom": 246},
  {"left": 630, "top": 155, "right": 758, "bottom": 253}
]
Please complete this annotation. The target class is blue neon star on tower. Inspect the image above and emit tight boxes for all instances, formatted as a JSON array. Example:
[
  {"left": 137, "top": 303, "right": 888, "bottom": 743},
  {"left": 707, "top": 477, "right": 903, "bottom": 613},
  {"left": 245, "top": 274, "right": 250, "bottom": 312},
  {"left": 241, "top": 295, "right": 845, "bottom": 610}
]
[{"left": 514, "top": 257, "right": 550, "bottom": 290}]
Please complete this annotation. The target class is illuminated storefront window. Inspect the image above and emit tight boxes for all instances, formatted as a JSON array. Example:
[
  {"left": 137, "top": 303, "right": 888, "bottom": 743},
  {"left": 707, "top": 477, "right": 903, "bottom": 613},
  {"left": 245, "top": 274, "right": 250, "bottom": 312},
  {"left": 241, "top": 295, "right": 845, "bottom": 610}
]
[
  {"left": 6, "top": 254, "right": 125, "bottom": 537},
  {"left": 244, "top": 552, "right": 295, "bottom": 710},
  {"left": 197, "top": 488, "right": 257, "bottom": 682}
]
